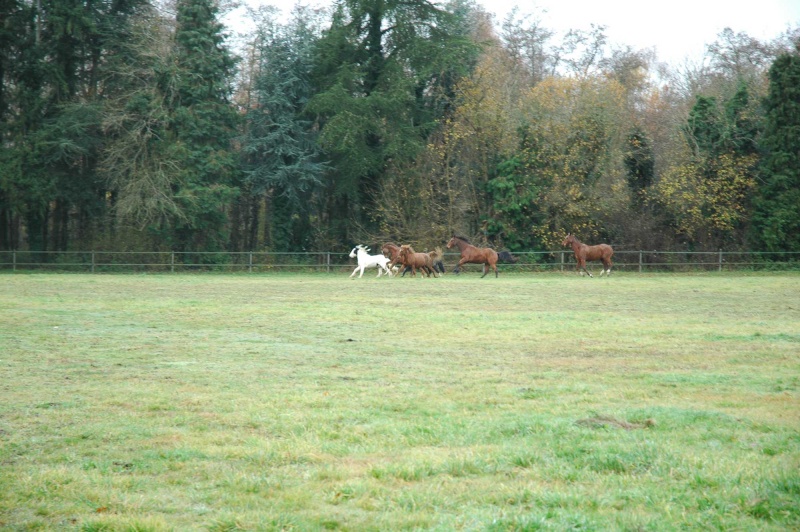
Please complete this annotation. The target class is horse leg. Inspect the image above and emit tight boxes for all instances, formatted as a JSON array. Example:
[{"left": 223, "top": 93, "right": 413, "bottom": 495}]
[
  {"left": 454, "top": 259, "right": 466, "bottom": 275},
  {"left": 481, "top": 261, "right": 497, "bottom": 278},
  {"left": 603, "top": 259, "right": 612, "bottom": 276},
  {"left": 350, "top": 265, "right": 360, "bottom": 278},
  {"left": 577, "top": 260, "right": 592, "bottom": 277}
]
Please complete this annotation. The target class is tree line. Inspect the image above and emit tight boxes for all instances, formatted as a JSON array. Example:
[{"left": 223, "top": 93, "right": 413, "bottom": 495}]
[{"left": 1, "top": 0, "right": 799, "bottom": 257}]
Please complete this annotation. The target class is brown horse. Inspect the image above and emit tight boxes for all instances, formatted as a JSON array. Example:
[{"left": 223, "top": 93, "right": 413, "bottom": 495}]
[
  {"left": 381, "top": 243, "right": 404, "bottom": 273},
  {"left": 383, "top": 242, "right": 445, "bottom": 276},
  {"left": 446, "top": 235, "right": 498, "bottom": 278},
  {"left": 398, "top": 245, "right": 439, "bottom": 277},
  {"left": 562, "top": 233, "right": 614, "bottom": 277}
]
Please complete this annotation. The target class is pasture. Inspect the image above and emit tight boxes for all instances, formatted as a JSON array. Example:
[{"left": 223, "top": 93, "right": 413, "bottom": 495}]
[{"left": 1, "top": 272, "right": 798, "bottom": 530}]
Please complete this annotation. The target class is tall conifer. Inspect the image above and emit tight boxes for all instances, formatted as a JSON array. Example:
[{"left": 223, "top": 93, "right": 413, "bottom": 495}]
[
  {"left": 751, "top": 48, "right": 800, "bottom": 252},
  {"left": 169, "top": 0, "right": 240, "bottom": 251}
]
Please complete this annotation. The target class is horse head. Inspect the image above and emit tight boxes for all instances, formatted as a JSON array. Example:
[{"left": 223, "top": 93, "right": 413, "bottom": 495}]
[
  {"left": 350, "top": 245, "right": 369, "bottom": 258},
  {"left": 562, "top": 233, "right": 575, "bottom": 247}
]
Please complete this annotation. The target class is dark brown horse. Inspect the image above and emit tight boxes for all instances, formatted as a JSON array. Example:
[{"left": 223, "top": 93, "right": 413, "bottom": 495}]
[
  {"left": 446, "top": 235, "right": 498, "bottom": 278},
  {"left": 398, "top": 245, "right": 439, "bottom": 277},
  {"left": 562, "top": 233, "right": 613, "bottom": 277}
]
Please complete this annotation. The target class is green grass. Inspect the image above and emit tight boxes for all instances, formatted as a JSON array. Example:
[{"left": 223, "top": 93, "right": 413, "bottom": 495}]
[{"left": 1, "top": 271, "right": 798, "bottom": 530}]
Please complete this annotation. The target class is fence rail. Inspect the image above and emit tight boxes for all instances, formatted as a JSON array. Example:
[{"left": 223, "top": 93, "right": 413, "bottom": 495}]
[{"left": 1, "top": 250, "right": 799, "bottom": 273}]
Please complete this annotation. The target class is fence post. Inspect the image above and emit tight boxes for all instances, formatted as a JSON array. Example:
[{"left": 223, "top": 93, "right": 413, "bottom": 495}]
[
  {"left": 719, "top": 249, "right": 723, "bottom": 272},
  {"left": 639, "top": 251, "right": 643, "bottom": 273},
  {"left": 249, "top": 251, "right": 253, "bottom": 273},
  {"left": 560, "top": 252, "right": 564, "bottom": 272},
  {"left": 327, "top": 252, "right": 331, "bottom": 274},
  {"left": 13, "top": 251, "right": 16, "bottom": 272},
  {"left": 92, "top": 251, "right": 95, "bottom": 273},
  {"left": 171, "top": 252, "right": 175, "bottom": 273}
]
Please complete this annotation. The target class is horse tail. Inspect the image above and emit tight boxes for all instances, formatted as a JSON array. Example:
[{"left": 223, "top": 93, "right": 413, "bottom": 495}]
[
  {"left": 497, "top": 250, "right": 518, "bottom": 263},
  {"left": 431, "top": 247, "right": 446, "bottom": 273}
]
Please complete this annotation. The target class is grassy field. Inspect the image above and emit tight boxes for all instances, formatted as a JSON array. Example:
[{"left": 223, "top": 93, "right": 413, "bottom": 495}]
[{"left": 0, "top": 271, "right": 798, "bottom": 530}]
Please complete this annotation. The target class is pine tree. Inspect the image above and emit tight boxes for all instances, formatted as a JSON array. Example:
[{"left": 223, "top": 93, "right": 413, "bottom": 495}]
[
  {"left": 0, "top": 0, "right": 145, "bottom": 251},
  {"left": 241, "top": 13, "right": 326, "bottom": 251},
  {"left": 751, "top": 48, "right": 800, "bottom": 252},
  {"left": 168, "top": 0, "right": 240, "bottom": 251},
  {"left": 307, "top": 0, "right": 479, "bottom": 239}
]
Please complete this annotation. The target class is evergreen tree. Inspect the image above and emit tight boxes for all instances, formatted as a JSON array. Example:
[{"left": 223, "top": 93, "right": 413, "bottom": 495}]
[
  {"left": 168, "top": 0, "right": 240, "bottom": 251},
  {"left": 0, "top": 0, "right": 39, "bottom": 249},
  {"left": 0, "top": 0, "right": 145, "bottom": 251},
  {"left": 751, "top": 48, "right": 800, "bottom": 252},
  {"left": 241, "top": 11, "right": 326, "bottom": 251},
  {"left": 307, "top": 0, "right": 479, "bottom": 240},
  {"left": 99, "top": 5, "right": 185, "bottom": 239}
]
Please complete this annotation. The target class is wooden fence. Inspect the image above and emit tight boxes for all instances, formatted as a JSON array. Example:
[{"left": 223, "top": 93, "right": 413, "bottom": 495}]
[{"left": 1, "top": 250, "right": 798, "bottom": 273}]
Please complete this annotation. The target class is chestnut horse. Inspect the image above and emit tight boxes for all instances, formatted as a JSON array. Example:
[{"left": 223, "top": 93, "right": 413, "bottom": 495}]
[
  {"left": 382, "top": 243, "right": 445, "bottom": 276},
  {"left": 381, "top": 243, "right": 405, "bottom": 273},
  {"left": 398, "top": 245, "right": 439, "bottom": 277},
  {"left": 562, "top": 233, "right": 613, "bottom": 277},
  {"left": 446, "top": 235, "right": 498, "bottom": 278}
]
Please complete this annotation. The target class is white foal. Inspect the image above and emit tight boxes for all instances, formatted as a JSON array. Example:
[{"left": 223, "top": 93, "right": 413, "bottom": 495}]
[{"left": 349, "top": 245, "right": 393, "bottom": 278}]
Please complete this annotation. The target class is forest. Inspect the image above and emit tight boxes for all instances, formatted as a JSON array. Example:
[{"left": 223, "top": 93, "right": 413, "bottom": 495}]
[{"left": 1, "top": 0, "right": 799, "bottom": 256}]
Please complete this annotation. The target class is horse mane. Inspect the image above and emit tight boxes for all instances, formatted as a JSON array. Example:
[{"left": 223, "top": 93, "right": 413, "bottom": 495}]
[{"left": 453, "top": 235, "right": 471, "bottom": 244}]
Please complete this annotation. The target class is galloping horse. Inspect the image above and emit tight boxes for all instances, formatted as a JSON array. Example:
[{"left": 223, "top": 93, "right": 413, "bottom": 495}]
[
  {"left": 382, "top": 242, "right": 445, "bottom": 276},
  {"left": 398, "top": 245, "right": 439, "bottom": 277},
  {"left": 446, "top": 235, "right": 498, "bottom": 278},
  {"left": 349, "top": 245, "right": 393, "bottom": 278},
  {"left": 381, "top": 243, "right": 405, "bottom": 273},
  {"left": 562, "top": 233, "right": 614, "bottom": 277}
]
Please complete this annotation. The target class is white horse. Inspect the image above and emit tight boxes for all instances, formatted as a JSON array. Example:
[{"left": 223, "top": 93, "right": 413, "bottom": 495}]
[{"left": 349, "top": 245, "right": 393, "bottom": 278}]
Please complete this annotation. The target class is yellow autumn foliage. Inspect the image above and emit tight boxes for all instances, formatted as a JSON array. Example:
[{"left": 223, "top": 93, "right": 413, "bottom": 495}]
[{"left": 652, "top": 150, "right": 758, "bottom": 241}]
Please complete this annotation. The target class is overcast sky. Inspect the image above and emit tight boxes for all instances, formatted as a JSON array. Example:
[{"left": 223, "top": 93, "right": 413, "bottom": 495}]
[{"left": 222, "top": 0, "right": 800, "bottom": 65}]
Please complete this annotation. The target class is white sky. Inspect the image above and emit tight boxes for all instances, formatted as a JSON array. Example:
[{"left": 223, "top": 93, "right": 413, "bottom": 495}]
[{"left": 223, "top": 0, "right": 800, "bottom": 65}]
